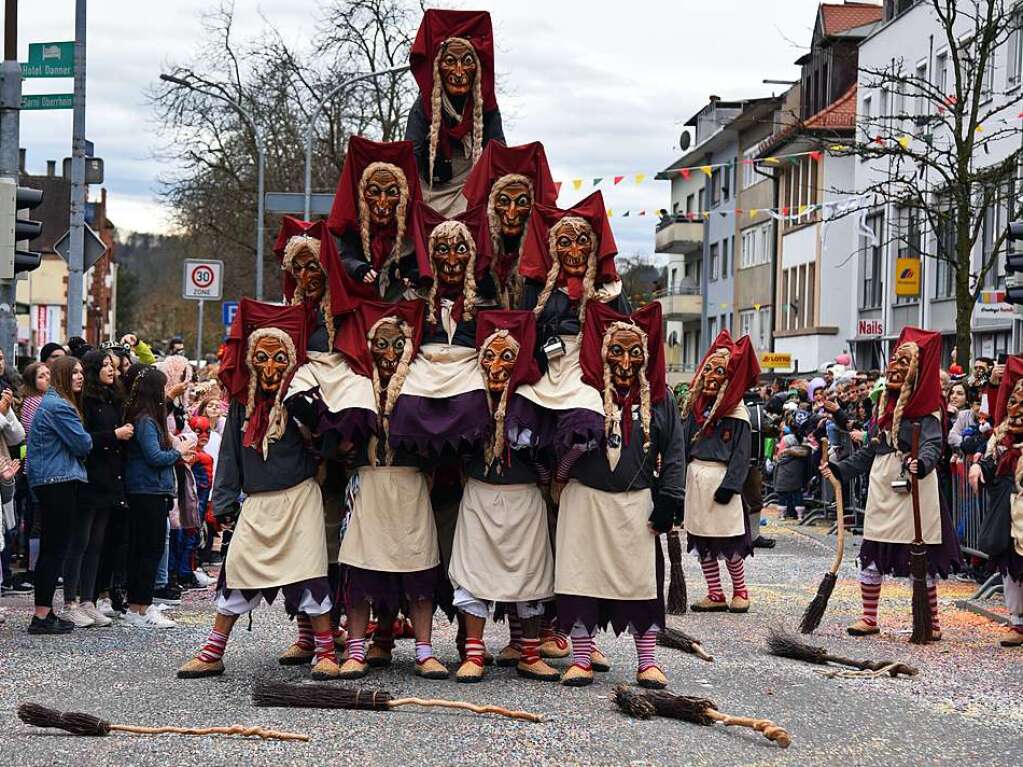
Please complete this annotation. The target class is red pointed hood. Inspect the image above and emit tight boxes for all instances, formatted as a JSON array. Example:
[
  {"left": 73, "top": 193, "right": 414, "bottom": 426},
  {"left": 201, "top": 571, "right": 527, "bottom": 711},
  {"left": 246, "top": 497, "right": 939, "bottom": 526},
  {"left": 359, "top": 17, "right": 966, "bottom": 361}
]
[
  {"left": 219, "top": 299, "right": 308, "bottom": 403},
  {"left": 875, "top": 326, "right": 943, "bottom": 434},
  {"left": 271, "top": 216, "right": 357, "bottom": 316},
  {"left": 335, "top": 299, "right": 425, "bottom": 379},
  {"left": 993, "top": 355, "right": 1023, "bottom": 425},
  {"left": 579, "top": 300, "right": 666, "bottom": 404},
  {"left": 685, "top": 330, "right": 760, "bottom": 435},
  {"left": 475, "top": 309, "right": 541, "bottom": 396},
  {"left": 461, "top": 140, "right": 558, "bottom": 209},
  {"left": 410, "top": 9, "right": 497, "bottom": 118}
]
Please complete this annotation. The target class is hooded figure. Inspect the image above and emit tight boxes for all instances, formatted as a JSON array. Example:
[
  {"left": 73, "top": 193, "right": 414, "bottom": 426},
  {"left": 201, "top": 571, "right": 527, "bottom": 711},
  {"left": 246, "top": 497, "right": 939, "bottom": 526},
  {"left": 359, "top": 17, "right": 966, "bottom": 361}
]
[
  {"left": 462, "top": 141, "right": 559, "bottom": 308},
  {"left": 327, "top": 136, "right": 423, "bottom": 300},
  {"left": 827, "top": 326, "right": 962, "bottom": 638},
  {"left": 446, "top": 310, "right": 560, "bottom": 683},
  {"left": 178, "top": 300, "right": 339, "bottom": 682},
  {"left": 550, "top": 300, "right": 681, "bottom": 691},
  {"left": 680, "top": 330, "right": 760, "bottom": 615},
  {"left": 974, "top": 355, "right": 1023, "bottom": 647},
  {"left": 386, "top": 202, "right": 496, "bottom": 456},
  {"left": 405, "top": 9, "right": 505, "bottom": 216}
]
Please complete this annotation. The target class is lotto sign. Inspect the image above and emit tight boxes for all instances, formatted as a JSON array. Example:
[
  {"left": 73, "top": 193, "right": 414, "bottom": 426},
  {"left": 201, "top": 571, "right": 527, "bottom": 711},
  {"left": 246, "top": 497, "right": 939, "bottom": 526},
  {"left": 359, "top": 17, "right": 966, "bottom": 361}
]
[
  {"left": 758, "top": 352, "right": 793, "bottom": 369},
  {"left": 182, "top": 259, "right": 224, "bottom": 300}
]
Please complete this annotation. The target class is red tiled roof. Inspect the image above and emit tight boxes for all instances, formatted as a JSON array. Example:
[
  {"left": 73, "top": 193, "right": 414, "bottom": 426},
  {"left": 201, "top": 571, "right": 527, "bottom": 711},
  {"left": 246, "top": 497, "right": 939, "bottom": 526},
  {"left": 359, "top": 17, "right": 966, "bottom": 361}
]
[
  {"left": 820, "top": 3, "right": 883, "bottom": 36},
  {"left": 756, "top": 84, "right": 857, "bottom": 156}
]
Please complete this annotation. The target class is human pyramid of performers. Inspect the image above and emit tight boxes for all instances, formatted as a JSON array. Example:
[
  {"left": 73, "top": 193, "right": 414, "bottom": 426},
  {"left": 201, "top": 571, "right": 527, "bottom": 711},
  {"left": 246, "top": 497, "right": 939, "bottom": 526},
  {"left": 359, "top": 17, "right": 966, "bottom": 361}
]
[{"left": 178, "top": 8, "right": 996, "bottom": 689}]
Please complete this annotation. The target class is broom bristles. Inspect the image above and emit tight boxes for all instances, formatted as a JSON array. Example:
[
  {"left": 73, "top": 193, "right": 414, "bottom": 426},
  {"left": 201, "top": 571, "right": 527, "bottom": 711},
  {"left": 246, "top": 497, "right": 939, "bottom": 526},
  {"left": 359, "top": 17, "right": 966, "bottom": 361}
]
[
  {"left": 666, "top": 531, "right": 687, "bottom": 615},
  {"left": 798, "top": 571, "right": 837, "bottom": 635},
  {"left": 766, "top": 627, "right": 829, "bottom": 665},
  {"left": 643, "top": 690, "right": 718, "bottom": 726},
  {"left": 252, "top": 680, "right": 393, "bottom": 711},
  {"left": 17, "top": 703, "right": 111, "bottom": 736},
  {"left": 909, "top": 548, "right": 933, "bottom": 644},
  {"left": 656, "top": 627, "right": 705, "bottom": 654},
  {"left": 611, "top": 684, "right": 656, "bottom": 720}
]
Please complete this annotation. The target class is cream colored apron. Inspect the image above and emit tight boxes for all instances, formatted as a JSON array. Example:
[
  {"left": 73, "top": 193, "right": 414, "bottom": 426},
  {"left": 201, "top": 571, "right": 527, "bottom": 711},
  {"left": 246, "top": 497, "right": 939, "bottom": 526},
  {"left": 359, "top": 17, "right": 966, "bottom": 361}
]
[
  {"left": 225, "top": 477, "right": 327, "bottom": 589},
  {"left": 400, "top": 342, "right": 483, "bottom": 399},
  {"left": 554, "top": 480, "right": 656, "bottom": 601},
  {"left": 422, "top": 154, "right": 472, "bottom": 217},
  {"left": 338, "top": 466, "right": 439, "bottom": 572},
  {"left": 286, "top": 351, "right": 377, "bottom": 415},
  {"left": 449, "top": 478, "right": 555, "bottom": 603},
  {"left": 515, "top": 336, "right": 604, "bottom": 415},
  {"left": 864, "top": 452, "right": 941, "bottom": 544},
  {"left": 1011, "top": 493, "right": 1023, "bottom": 557},
  {"left": 683, "top": 459, "right": 746, "bottom": 538}
]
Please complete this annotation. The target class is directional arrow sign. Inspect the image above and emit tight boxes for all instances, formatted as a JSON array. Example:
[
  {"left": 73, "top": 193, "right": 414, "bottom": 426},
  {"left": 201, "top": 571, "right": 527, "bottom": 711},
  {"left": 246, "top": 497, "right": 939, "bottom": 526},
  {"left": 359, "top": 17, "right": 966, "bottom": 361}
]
[{"left": 53, "top": 225, "right": 108, "bottom": 270}]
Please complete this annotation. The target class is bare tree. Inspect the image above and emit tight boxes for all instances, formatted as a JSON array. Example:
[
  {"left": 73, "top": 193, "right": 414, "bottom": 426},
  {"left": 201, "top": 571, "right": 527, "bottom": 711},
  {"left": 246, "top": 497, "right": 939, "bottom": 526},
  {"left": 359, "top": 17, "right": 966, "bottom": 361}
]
[{"left": 815, "top": 0, "right": 1023, "bottom": 362}]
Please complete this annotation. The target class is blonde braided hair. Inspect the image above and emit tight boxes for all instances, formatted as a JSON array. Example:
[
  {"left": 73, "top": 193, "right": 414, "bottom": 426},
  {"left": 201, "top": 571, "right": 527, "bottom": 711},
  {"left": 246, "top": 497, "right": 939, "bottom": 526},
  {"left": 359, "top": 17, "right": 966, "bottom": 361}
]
[
  {"left": 282, "top": 235, "right": 335, "bottom": 350},
  {"left": 477, "top": 329, "right": 521, "bottom": 469},
  {"left": 600, "top": 321, "right": 652, "bottom": 457},
  {"left": 421, "top": 219, "right": 478, "bottom": 324},
  {"left": 357, "top": 162, "right": 410, "bottom": 298},
  {"left": 366, "top": 317, "right": 415, "bottom": 467},
  {"left": 875, "top": 342, "right": 919, "bottom": 452},
  {"left": 679, "top": 349, "right": 732, "bottom": 442},
  {"left": 427, "top": 37, "right": 483, "bottom": 188},
  {"left": 532, "top": 216, "right": 598, "bottom": 333},
  {"left": 243, "top": 328, "right": 298, "bottom": 459},
  {"left": 486, "top": 174, "right": 534, "bottom": 308}
]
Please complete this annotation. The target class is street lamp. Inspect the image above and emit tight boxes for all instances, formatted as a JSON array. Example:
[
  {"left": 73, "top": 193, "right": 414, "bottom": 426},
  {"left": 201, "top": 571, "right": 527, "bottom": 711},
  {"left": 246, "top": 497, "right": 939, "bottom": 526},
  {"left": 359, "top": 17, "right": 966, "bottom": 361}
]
[
  {"left": 302, "top": 65, "right": 410, "bottom": 219},
  {"left": 160, "top": 72, "right": 267, "bottom": 300}
]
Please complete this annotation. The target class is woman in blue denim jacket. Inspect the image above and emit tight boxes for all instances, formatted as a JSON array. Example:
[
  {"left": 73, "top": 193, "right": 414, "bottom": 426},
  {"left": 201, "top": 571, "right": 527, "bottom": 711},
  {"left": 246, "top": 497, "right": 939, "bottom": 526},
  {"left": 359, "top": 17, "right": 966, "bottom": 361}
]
[
  {"left": 26, "top": 356, "right": 92, "bottom": 635},
  {"left": 121, "top": 365, "right": 193, "bottom": 629}
]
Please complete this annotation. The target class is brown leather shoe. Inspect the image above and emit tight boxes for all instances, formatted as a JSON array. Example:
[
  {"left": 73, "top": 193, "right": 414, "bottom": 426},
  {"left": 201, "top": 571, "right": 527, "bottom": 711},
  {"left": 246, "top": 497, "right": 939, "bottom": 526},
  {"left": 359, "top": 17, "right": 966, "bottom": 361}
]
[
  {"left": 539, "top": 634, "right": 570, "bottom": 659},
  {"left": 177, "top": 657, "right": 224, "bottom": 679},
  {"left": 928, "top": 629, "right": 942, "bottom": 643},
  {"left": 278, "top": 642, "right": 314, "bottom": 666},
  {"left": 517, "top": 658, "right": 560, "bottom": 682},
  {"left": 496, "top": 644, "right": 522, "bottom": 667},
  {"left": 455, "top": 659, "right": 485, "bottom": 683},
  {"left": 366, "top": 642, "right": 393, "bottom": 668},
  {"left": 636, "top": 666, "right": 668, "bottom": 690},
  {"left": 846, "top": 619, "right": 880, "bottom": 636},
  {"left": 337, "top": 657, "right": 369, "bottom": 680},
  {"left": 560, "top": 664, "right": 594, "bottom": 687},
  {"left": 310, "top": 657, "right": 340, "bottom": 680},
  {"left": 729, "top": 595, "right": 750, "bottom": 613},
  {"left": 590, "top": 648, "right": 611, "bottom": 672},
  {"left": 1000, "top": 629, "right": 1023, "bottom": 647},
  {"left": 691, "top": 597, "right": 729, "bottom": 612},
  {"left": 482, "top": 649, "right": 495, "bottom": 666},
  {"left": 414, "top": 656, "right": 450, "bottom": 680}
]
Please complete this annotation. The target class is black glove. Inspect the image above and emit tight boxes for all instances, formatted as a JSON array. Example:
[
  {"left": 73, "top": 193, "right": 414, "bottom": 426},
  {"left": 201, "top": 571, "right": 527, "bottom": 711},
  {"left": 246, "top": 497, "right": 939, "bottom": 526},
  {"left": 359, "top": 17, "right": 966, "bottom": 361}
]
[
  {"left": 649, "top": 493, "right": 678, "bottom": 534},
  {"left": 827, "top": 461, "right": 844, "bottom": 484},
  {"left": 713, "top": 486, "right": 735, "bottom": 505}
]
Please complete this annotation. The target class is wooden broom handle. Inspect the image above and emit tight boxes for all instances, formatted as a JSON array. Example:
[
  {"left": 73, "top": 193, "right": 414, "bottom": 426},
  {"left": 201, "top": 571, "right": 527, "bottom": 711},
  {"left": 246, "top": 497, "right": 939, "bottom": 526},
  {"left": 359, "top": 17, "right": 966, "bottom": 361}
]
[
  {"left": 388, "top": 698, "right": 544, "bottom": 723},
  {"left": 822, "top": 653, "right": 919, "bottom": 677},
  {"left": 109, "top": 724, "right": 310, "bottom": 742},
  {"left": 819, "top": 437, "right": 846, "bottom": 576},
  {"left": 704, "top": 710, "right": 791, "bottom": 748},
  {"left": 909, "top": 422, "right": 924, "bottom": 545}
]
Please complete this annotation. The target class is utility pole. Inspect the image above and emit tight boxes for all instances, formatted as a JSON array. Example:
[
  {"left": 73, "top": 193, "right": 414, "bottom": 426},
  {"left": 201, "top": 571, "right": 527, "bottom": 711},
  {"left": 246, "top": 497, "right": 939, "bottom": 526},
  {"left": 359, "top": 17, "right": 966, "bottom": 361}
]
[
  {"left": 66, "top": 0, "right": 86, "bottom": 338},
  {"left": 0, "top": 0, "right": 21, "bottom": 363}
]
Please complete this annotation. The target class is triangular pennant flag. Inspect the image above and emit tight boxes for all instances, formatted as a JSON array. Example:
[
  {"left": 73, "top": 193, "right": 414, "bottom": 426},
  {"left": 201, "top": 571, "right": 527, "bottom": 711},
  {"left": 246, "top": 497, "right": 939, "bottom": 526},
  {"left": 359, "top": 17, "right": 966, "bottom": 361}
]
[
  {"left": 622, "top": 210, "right": 630, "bottom": 217},
  {"left": 764, "top": 157, "right": 780, "bottom": 166},
  {"left": 1018, "top": 111, "right": 1023, "bottom": 119},
  {"left": 607, "top": 208, "right": 613, "bottom": 217},
  {"left": 572, "top": 179, "right": 583, "bottom": 191},
  {"left": 781, "top": 206, "right": 789, "bottom": 216},
  {"left": 897, "top": 135, "right": 911, "bottom": 149},
  {"left": 702, "top": 211, "right": 710, "bottom": 220},
  {"left": 680, "top": 168, "right": 691, "bottom": 180},
  {"left": 830, "top": 144, "right": 849, "bottom": 151},
  {"left": 639, "top": 210, "right": 646, "bottom": 216},
  {"left": 749, "top": 208, "right": 759, "bottom": 217},
  {"left": 614, "top": 175, "right": 624, "bottom": 185},
  {"left": 735, "top": 209, "right": 744, "bottom": 215},
  {"left": 699, "top": 165, "right": 712, "bottom": 177},
  {"left": 975, "top": 124, "right": 984, "bottom": 133},
  {"left": 719, "top": 210, "right": 728, "bottom": 218},
  {"left": 753, "top": 303, "right": 762, "bottom": 311},
  {"left": 788, "top": 156, "right": 800, "bottom": 166},
  {"left": 593, "top": 177, "right": 603, "bottom": 187},
  {"left": 798, "top": 204, "right": 807, "bottom": 215},
  {"left": 809, "top": 150, "right": 822, "bottom": 162},
  {"left": 635, "top": 173, "right": 646, "bottom": 185},
  {"left": 554, "top": 181, "right": 562, "bottom": 195}
]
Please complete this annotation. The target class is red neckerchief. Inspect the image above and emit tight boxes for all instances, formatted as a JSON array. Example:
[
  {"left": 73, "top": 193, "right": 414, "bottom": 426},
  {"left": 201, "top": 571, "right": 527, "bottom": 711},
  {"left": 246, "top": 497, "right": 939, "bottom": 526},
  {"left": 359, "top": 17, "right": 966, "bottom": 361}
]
[
  {"left": 691, "top": 392, "right": 713, "bottom": 427},
  {"left": 242, "top": 393, "right": 273, "bottom": 452},
  {"left": 432, "top": 281, "right": 467, "bottom": 328},
  {"left": 873, "top": 396, "right": 897, "bottom": 434},
  {"left": 996, "top": 433, "right": 1023, "bottom": 477},
  {"left": 369, "top": 223, "right": 398, "bottom": 271},
  {"left": 560, "top": 274, "right": 584, "bottom": 301},
  {"left": 438, "top": 99, "right": 473, "bottom": 159},
  {"left": 614, "top": 387, "right": 638, "bottom": 446}
]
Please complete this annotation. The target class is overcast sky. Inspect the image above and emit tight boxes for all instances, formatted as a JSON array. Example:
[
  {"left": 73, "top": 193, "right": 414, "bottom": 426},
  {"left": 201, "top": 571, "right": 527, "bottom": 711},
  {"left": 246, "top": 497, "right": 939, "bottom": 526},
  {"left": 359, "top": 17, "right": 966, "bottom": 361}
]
[{"left": 12, "top": 0, "right": 828, "bottom": 257}]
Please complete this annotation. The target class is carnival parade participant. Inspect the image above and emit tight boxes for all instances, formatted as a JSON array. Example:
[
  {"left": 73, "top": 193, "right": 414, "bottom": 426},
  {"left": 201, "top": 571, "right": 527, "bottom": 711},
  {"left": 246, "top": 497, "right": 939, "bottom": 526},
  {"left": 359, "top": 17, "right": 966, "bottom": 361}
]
[
  {"left": 446, "top": 310, "right": 559, "bottom": 683},
  {"left": 680, "top": 331, "right": 759, "bottom": 614},
  {"left": 973, "top": 355, "right": 1023, "bottom": 647},
  {"left": 553, "top": 301, "right": 682, "bottom": 690},
  {"left": 406, "top": 9, "right": 504, "bottom": 216},
  {"left": 333, "top": 299, "right": 449, "bottom": 681},
  {"left": 824, "top": 327, "right": 962, "bottom": 638},
  {"left": 461, "top": 140, "right": 558, "bottom": 308},
  {"left": 177, "top": 300, "right": 339, "bottom": 680},
  {"left": 327, "top": 135, "right": 422, "bottom": 300}
]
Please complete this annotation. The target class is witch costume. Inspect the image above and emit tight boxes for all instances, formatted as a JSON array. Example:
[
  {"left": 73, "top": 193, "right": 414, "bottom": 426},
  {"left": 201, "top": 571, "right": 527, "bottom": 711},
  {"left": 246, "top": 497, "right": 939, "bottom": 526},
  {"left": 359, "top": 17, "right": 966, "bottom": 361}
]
[{"left": 829, "top": 326, "right": 962, "bottom": 638}]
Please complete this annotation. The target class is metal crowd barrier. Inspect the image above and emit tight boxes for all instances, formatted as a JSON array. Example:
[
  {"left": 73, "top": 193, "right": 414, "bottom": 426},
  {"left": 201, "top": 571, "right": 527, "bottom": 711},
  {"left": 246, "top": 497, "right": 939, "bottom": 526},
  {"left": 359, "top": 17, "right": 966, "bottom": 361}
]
[{"left": 949, "top": 456, "right": 987, "bottom": 560}]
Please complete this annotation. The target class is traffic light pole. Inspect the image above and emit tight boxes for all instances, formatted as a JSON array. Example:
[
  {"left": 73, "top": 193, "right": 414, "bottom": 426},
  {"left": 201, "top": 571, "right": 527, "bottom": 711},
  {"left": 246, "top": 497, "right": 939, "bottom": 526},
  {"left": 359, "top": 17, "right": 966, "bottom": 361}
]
[
  {"left": 0, "top": 0, "right": 21, "bottom": 363},
  {"left": 66, "top": 0, "right": 87, "bottom": 338}
]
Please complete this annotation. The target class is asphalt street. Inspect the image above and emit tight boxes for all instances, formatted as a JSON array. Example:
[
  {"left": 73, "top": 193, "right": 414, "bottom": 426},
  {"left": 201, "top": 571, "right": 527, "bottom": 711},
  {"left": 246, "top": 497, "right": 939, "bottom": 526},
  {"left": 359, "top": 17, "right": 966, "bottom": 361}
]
[{"left": 1, "top": 518, "right": 1020, "bottom": 767}]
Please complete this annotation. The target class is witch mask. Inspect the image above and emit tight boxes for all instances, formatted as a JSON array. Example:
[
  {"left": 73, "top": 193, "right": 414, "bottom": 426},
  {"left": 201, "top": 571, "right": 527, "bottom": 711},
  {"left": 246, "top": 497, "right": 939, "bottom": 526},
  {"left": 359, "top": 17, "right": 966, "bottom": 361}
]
[
  {"left": 430, "top": 220, "right": 475, "bottom": 289},
  {"left": 370, "top": 319, "right": 406, "bottom": 386},
  {"left": 492, "top": 176, "right": 533, "bottom": 238},
  {"left": 605, "top": 327, "right": 645, "bottom": 392},
  {"left": 886, "top": 342, "right": 918, "bottom": 392},
  {"left": 360, "top": 163, "right": 405, "bottom": 228},
  {"left": 250, "top": 334, "right": 292, "bottom": 396},
  {"left": 1007, "top": 380, "right": 1023, "bottom": 434},
  {"left": 438, "top": 37, "right": 477, "bottom": 98},
  {"left": 701, "top": 350, "right": 730, "bottom": 396},
  {"left": 289, "top": 245, "right": 325, "bottom": 302},
  {"left": 551, "top": 216, "right": 594, "bottom": 279},
  {"left": 479, "top": 331, "right": 520, "bottom": 395}
]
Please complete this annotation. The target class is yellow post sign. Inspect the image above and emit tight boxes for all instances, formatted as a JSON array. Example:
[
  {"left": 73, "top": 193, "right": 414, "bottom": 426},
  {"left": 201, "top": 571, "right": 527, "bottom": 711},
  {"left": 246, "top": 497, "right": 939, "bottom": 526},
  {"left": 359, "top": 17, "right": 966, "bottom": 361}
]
[
  {"left": 759, "top": 352, "right": 793, "bottom": 369},
  {"left": 895, "top": 258, "right": 921, "bottom": 297}
]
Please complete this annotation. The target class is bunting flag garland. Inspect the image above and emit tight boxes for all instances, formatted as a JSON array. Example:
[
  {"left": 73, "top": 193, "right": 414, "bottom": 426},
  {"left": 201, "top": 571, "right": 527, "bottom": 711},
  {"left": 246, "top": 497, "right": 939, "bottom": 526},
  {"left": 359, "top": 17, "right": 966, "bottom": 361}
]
[
  {"left": 897, "top": 135, "right": 911, "bottom": 149},
  {"left": 699, "top": 165, "right": 713, "bottom": 177},
  {"left": 572, "top": 179, "right": 583, "bottom": 191},
  {"left": 614, "top": 175, "right": 624, "bottom": 184},
  {"left": 593, "top": 177, "right": 603, "bottom": 186},
  {"left": 554, "top": 181, "right": 562, "bottom": 195},
  {"left": 602, "top": 194, "right": 871, "bottom": 221},
  {"left": 680, "top": 168, "right": 691, "bottom": 180}
]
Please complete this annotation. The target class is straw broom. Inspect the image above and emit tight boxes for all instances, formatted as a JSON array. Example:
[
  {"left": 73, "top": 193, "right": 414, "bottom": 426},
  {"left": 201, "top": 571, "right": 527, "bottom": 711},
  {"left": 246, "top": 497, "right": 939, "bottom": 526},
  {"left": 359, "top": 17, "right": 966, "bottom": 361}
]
[
  {"left": 17, "top": 703, "right": 308, "bottom": 742},
  {"left": 611, "top": 685, "right": 791, "bottom": 748},
  {"left": 907, "top": 422, "right": 934, "bottom": 644},
  {"left": 252, "top": 680, "right": 543, "bottom": 723},
  {"left": 656, "top": 626, "right": 714, "bottom": 662},
  {"left": 799, "top": 437, "right": 846, "bottom": 634},
  {"left": 766, "top": 628, "right": 918, "bottom": 678},
  {"left": 665, "top": 528, "right": 687, "bottom": 614}
]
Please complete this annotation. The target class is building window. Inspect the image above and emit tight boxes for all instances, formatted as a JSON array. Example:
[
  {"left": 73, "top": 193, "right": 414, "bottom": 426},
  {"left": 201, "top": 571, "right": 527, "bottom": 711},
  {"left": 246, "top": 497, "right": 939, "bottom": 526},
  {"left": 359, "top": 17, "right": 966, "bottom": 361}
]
[
  {"left": 711, "top": 168, "right": 722, "bottom": 206},
  {"left": 722, "top": 162, "right": 731, "bottom": 201},
  {"left": 861, "top": 94, "right": 872, "bottom": 143},
  {"left": 935, "top": 51, "right": 948, "bottom": 97},
  {"left": 895, "top": 207, "right": 920, "bottom": 305},
  {"left": 782, "top": 156, "right": 820, "bottom": 230},
  {"left": 757, "top": 307, "right": 772, "bottom": 349},
  {"left": 708, "top": 316, "right": 717, "bottom": 338},
  {"left": 709, "top": 242, "right": 719, "bottom": 281},
  {"left": 1009, "top": 12, "right": 1023, "bottom": 89},
  {"left": 915, "top": 61, "right": 929, "bottom": 117},
  {"left": 739, "top": 309, "right": 754, "bottom": 339},
  {"left": 934, "top": 207, "right": 956, "bottom": 299},
  {"left": 779, "top": 263, "right": 816, "bottom": 331},
  {"left": 721, "top": 238, "right": 729, "bottom": 278},
  {"left": 743, "top": 147, "right": 759, "bottom": 188},
  {"left": 686, "top": 193, "right": 695, "bottom": 214},
  {"left": 720, "top": 313, "right": 730, "bottom": 333},
  {"left": 861, "top": 213, "right": 883, "bottom": 309}
]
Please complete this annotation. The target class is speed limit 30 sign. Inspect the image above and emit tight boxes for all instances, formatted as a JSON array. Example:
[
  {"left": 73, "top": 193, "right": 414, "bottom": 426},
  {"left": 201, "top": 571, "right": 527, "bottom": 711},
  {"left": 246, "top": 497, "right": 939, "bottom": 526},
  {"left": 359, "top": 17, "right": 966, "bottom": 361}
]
[{"left": 182, "top": 259, "right": 224, "bottom": 300}]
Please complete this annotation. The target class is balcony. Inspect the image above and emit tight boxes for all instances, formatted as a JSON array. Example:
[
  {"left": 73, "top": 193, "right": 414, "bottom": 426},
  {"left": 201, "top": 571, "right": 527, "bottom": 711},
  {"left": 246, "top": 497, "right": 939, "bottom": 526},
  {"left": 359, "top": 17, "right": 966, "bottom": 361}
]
[
  {"left": 655, "top": 284, "right": 702, "bottom": 321},
  {"left": 655, "top": 215, "right": 704, "bottom": 254}
]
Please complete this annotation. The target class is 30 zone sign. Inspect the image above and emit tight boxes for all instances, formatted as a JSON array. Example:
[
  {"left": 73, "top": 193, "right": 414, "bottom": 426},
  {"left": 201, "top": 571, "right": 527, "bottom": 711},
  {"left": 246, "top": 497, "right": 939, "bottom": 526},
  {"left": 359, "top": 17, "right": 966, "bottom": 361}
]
[{"left": 182, "top": 259, "right": 224, "bottom": 300}]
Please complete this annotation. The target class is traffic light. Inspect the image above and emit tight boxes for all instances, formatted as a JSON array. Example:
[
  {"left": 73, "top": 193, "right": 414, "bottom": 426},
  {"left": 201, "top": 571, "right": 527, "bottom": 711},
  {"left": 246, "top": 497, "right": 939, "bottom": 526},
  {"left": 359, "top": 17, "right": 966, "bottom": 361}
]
[
  {"left": 0, "top": 177, "right": 44, "bottom": 279},
  {"left": 1006, "top": 221, "right": 1023, "bottom": 304}
]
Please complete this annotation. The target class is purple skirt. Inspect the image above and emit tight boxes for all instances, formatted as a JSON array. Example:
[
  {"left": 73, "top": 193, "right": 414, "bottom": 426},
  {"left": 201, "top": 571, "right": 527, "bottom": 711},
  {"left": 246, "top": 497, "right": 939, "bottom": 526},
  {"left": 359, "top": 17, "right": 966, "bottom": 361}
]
[
  {"left": 858, "top": 502, "right": 963, "bottom": 578},
  {"left": 313, "top": 399, "right": 377, "bottom": 444},
  {"left": 343, "top": 564, "right": 442, "bottom": 616},
  {"left": 389, "top": 390, "right": 491, "bottom": 454},
  {"left": 687, "top": 511, "right": 754, "bottom": 562},
  {"left": 556, "top": 542, "right": 665, "bottom": 636},
  {"left": 505, "top": 394, "right": 604, "bottom": 456},
  {"left": 215, "top": 565, "right": 332, "bottom": 617},
  {"left": 987, "top": 549, "right": 1023, "bottom": 585}
]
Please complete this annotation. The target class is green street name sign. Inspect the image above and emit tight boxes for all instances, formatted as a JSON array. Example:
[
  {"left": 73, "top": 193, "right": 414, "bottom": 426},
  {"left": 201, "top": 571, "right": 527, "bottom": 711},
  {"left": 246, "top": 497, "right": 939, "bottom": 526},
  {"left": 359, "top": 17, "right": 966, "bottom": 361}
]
[
  {"left": 22, "top": 93, "right": 74, "bottom": 110},
  {"left": 21, "top": 41, "right": 75, "bottom": 78}
]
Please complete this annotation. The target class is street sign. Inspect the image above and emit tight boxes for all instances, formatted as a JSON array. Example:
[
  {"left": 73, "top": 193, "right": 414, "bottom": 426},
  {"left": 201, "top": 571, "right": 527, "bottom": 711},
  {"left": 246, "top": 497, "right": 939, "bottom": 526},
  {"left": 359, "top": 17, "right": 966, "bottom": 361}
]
[
  {"left": 759, "top": 352, "right": 792, "bottom": 369},
  {"left": 21, "top": 41, "right": 75, "bottom": 78},
  {"left": 222, "top": 300, "right": 239, "bottom": 327},
  {"left": 183, "top": 259, "right": 224, "bottom": 300},
  {"left": 53, "top": 225, "right": 107, "bottom": 270},
  {"left": 895, "top": 257, "right": 921, "bottom": 296},
  {"left": 265, "top": 192, "right": 334, "bottom": 216},
  {"left": 62, "top": 157, "right": 103, "bottom": 184},
  {"left": 21, "top": 93, "right": 73, "bottom": 110}
]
